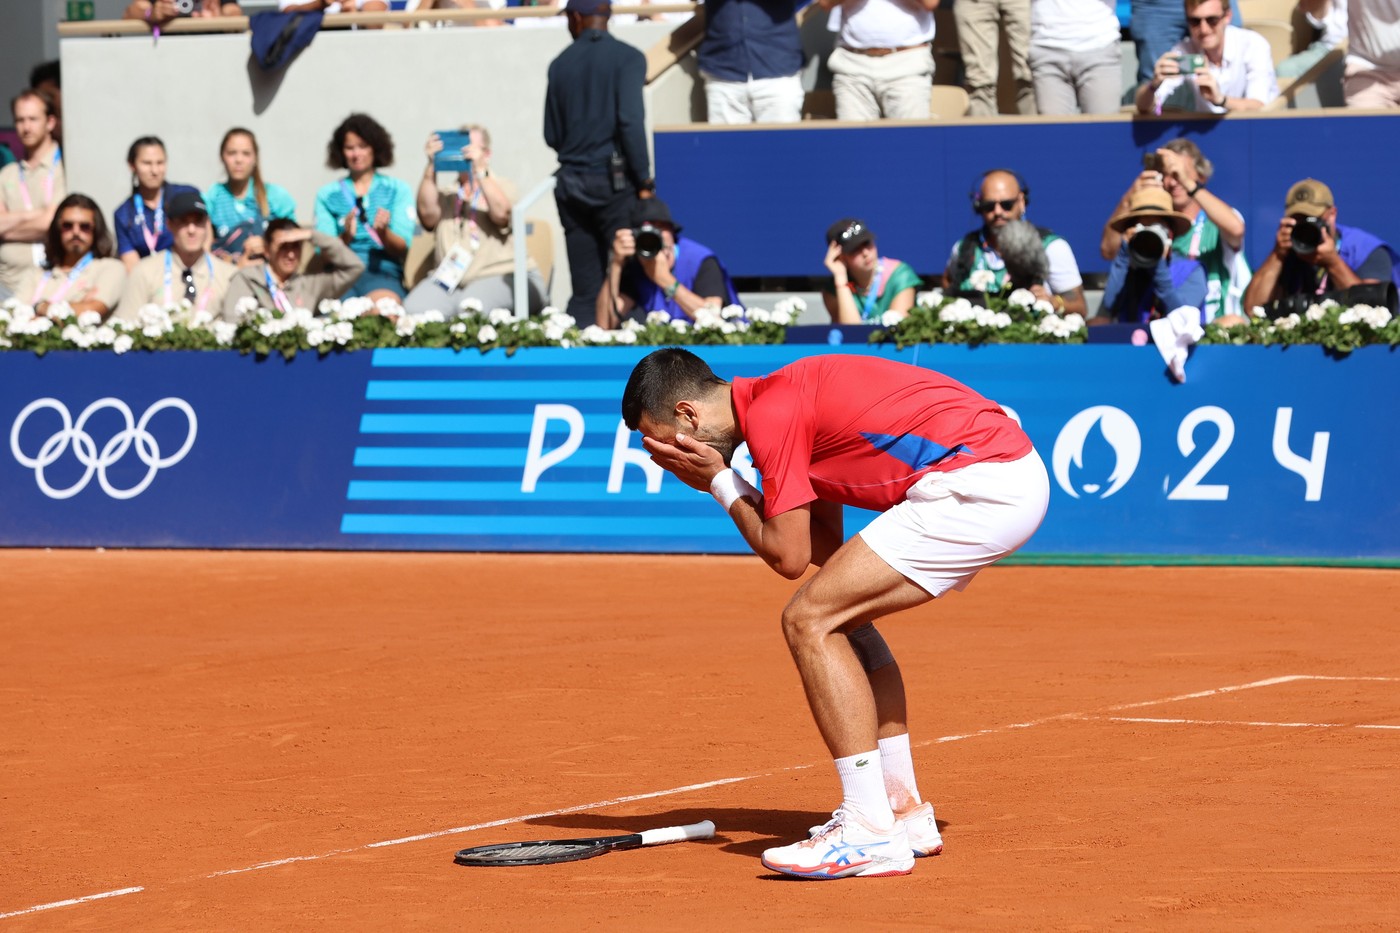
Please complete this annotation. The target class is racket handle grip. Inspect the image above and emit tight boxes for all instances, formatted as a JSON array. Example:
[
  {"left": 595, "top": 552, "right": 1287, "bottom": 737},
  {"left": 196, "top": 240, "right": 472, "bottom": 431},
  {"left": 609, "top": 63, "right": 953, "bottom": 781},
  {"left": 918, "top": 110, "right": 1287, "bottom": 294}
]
[{"left": 638, "top": 820, "right": 716, "bottom": 847}]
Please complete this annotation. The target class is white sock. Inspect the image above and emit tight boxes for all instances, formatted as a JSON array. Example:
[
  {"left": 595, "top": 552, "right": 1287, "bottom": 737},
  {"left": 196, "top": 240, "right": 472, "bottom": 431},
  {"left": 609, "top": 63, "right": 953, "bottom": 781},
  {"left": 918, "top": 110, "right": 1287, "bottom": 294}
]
[
  {"left": 878, "top": 733, "right": 923, "bottom": 813},
  {"left": 834, "top": 750, "right": 895, "bottom": 829}
]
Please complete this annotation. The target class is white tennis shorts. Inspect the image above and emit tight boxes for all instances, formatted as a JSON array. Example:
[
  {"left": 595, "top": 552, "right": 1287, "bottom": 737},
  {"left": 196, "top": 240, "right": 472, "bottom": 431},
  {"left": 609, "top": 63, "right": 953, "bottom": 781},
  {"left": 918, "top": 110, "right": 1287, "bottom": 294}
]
[{"left": 858, "top": 449, "right": 1050, "bottom": 597}]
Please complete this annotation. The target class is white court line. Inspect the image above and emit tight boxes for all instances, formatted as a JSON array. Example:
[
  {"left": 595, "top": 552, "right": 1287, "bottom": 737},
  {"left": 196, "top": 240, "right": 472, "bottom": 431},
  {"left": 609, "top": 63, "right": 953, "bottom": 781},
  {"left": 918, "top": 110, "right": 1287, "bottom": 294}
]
[
  {"left": 1098, "top": 716, "right": 1400, "bottom": 731},
  {"left": 4, "top": 673, "right": 1394, "bottom": 922},
  {"left": 0, "top": 887, "right": 144, "bottom": 921}
]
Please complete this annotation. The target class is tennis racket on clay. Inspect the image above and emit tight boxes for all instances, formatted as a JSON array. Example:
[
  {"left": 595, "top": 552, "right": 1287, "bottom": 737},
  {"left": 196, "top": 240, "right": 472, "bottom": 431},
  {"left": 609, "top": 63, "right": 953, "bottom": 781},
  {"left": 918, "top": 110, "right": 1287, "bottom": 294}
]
[{"left": 454, "top": 819, "right": 716, "bottom": 867}]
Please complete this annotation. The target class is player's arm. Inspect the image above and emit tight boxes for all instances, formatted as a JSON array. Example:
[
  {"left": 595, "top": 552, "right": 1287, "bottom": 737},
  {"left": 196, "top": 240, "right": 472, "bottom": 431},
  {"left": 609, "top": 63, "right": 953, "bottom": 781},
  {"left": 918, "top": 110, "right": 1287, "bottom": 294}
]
[
  {"left": 643, "top": 432, "right": 816, "bottom": 579},
  {"left": 726, "top": 497, "right": 814, "bottom": 579}
]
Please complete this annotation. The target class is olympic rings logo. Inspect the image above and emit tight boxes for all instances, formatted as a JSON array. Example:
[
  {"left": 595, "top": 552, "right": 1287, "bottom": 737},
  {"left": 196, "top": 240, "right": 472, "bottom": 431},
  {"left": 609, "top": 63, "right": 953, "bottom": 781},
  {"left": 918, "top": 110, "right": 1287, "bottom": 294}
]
[{"left": 10, "top": 398, "right": 198, "bottom": 500}]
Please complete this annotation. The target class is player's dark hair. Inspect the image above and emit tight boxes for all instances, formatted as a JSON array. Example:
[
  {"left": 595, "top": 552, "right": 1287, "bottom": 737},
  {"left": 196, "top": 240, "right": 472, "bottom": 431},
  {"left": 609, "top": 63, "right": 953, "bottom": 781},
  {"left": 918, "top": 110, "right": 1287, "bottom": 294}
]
[
  {"left": 622, "top": 347, "right": 727, "bottom": 431},
  {"left": 327, "top": 113, "right": 395, "bottom": 170}
]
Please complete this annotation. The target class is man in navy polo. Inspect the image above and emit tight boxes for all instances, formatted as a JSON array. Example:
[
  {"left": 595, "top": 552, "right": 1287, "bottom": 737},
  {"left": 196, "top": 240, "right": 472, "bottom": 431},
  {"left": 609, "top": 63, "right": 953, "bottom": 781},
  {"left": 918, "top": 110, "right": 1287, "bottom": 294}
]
[{"left": 698, "top": 0, "right": 806, "bottom": 124}]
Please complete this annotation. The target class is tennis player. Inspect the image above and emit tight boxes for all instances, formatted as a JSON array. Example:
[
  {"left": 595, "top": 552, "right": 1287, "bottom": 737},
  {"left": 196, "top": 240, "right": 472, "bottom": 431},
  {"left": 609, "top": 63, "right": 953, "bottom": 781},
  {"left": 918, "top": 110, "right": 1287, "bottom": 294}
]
[{"left": 622, "top": 348, "right": 1049, "bottom": 879}]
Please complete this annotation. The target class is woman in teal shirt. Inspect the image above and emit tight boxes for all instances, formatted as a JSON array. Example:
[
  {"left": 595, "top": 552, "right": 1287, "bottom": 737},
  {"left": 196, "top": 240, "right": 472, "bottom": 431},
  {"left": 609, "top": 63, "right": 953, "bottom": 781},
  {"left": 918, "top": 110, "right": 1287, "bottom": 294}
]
[
  {"left": 205, "top": 127, "right": 298, "bottom": 266},
  {"left": 821, "top": 217, "right": 922, "bottom": 323},
  {"left": 314, "top": 113, "right": 414, "bottom": 302}
]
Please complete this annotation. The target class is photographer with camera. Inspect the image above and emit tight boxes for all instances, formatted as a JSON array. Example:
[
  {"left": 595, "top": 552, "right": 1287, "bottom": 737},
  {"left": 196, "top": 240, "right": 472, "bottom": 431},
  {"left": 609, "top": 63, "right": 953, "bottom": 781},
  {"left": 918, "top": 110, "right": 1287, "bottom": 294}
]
[
  {"left": 1098, "top": 188, "right": 1206, "bottom": 323},
  {"left": 596, "top": 198, "right": 737, "bottom": 327},
  {"left": 124, "top": 0, "right": 241, "bottom": 26},
  {"left": 1101, "top": 139, "right": 1248, "bottom": 321},
  {"left": 1134, "top": 0, "right": 1276, "bottom": 114},
  {"left": 1241, "top": 179, "right": 1400, "bottom": 318}
]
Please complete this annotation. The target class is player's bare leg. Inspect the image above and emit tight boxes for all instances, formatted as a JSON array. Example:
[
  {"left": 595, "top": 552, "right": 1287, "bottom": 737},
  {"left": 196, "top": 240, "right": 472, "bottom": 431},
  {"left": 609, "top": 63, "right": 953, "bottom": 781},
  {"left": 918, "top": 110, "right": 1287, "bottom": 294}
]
[{"left": 781, "top": 533, "right": 931, "bottom": 761}]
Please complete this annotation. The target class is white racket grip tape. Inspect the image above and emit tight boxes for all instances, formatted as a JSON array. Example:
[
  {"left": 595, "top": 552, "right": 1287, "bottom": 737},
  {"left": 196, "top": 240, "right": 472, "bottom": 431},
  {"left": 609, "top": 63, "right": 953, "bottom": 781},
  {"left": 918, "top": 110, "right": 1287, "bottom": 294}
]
[{"left": 638, "top": 820, "right": 716, "bottom": 847}]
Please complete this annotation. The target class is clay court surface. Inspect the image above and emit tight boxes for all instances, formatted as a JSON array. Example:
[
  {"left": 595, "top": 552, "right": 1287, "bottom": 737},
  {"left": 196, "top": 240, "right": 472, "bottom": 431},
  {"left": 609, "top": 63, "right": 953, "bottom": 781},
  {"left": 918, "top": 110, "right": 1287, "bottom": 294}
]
[{"left": 3, "top": 552, "right": 1398, "bottom": 930}]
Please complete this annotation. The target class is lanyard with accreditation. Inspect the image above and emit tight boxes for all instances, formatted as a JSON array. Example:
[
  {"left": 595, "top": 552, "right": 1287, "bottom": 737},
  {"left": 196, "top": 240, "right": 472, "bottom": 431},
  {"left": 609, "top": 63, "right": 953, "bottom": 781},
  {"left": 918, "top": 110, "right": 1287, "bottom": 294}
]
[
  {"left": 30, "top": 252, "right": 93, "bottom": 306},
  {"left": 15, "top": 147, "right": 61, "bottom": 211},
  {"left": 163, "top": 251, "right": 217, "bottom": 314},
  {"left": 133, "top": 188, "right": 167, "bottom": 255}
]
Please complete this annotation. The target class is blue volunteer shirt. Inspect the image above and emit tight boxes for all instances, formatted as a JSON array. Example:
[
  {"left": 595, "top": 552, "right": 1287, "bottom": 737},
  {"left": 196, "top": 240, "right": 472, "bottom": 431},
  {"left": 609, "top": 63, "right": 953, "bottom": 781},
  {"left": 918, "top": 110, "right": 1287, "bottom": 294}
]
[
  {"left": 204, "top": 180, "right": 299, "bottom": 255},
  {"left": 696, "top": 0, "right": 805, "bottom": 82},
  {"left": 112, "top": 183, "right": 200, "bottom": 259}
]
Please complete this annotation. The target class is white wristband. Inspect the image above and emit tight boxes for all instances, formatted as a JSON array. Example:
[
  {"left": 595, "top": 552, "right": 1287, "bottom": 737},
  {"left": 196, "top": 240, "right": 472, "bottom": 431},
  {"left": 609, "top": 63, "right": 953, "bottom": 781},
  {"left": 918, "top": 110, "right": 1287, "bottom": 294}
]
[{"left": 710, "top": 468, "right": 760, "bottom": 512}]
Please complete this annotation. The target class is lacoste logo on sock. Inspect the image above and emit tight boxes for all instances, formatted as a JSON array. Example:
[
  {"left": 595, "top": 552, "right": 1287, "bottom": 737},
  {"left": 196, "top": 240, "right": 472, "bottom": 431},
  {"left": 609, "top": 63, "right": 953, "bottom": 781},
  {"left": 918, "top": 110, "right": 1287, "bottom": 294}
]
[{"left": 855, "top": 758, "right": 869, "bottom": 767}]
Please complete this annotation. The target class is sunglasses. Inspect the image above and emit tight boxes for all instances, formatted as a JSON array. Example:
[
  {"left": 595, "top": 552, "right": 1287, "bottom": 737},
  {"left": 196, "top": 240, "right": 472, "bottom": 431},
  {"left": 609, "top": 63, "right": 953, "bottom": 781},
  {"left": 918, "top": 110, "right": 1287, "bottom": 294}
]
[
  {"left": 975, "top": 197, "right": 1019, "bottom": 213},
  {"left": 838, "top": 223, "right": 867, "bottom": 242},
  {"left": 60, "top": 220, "right": 94, "bottom": 233},
  {"left": 1187, "top": 13, "right": 1225, "bottom": 27},
  {"left": 245, "top": 252, "right": 266, "bottom": 262},
  {"left": 181, "top": 266, "right": 197, "bottom": 302}
]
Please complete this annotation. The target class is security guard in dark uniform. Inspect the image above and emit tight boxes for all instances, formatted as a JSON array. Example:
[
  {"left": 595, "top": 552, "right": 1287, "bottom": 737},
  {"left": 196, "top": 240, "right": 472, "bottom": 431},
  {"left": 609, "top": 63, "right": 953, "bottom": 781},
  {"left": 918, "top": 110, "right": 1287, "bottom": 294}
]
[{"left": 544, "top": 0, "right": 655, "bottom": 322}]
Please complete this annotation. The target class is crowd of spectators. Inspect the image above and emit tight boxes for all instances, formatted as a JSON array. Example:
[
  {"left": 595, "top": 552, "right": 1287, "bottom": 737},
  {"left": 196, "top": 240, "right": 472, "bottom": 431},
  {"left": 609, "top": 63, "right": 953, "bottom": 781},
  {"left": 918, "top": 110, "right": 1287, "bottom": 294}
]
[
  {"left": 2, "top": 0, "right": 1395, "bottom": 330},
  {"left": 107, "top": 0, "right": 1396, "bottom": 120}
]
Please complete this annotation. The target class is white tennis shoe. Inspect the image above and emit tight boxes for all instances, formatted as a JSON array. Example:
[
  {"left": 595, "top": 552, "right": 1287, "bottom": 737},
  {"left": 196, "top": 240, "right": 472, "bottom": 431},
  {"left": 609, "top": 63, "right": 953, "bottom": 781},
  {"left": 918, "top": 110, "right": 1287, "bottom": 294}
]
[
  {"left": 809, "top": 801, "right": 943, "bottom": 857},
  {"left": 763, "top": 808, "right": 915, "bottom": 880}
]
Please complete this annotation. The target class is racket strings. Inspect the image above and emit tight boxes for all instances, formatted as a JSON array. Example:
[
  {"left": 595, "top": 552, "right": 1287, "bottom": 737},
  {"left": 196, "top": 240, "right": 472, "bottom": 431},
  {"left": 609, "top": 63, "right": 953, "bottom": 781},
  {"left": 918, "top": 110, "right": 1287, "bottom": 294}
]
[{"left": 471, "top": 842, "right": 598, "bottom": 861}]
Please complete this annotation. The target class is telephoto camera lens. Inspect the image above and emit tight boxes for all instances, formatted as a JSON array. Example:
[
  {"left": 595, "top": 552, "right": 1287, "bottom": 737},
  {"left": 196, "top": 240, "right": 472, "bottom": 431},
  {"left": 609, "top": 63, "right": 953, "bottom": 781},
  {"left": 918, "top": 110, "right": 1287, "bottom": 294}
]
[
  {"left": 173, "top": 0, "right": 196, "bottom": 12},
  {"left": 634, "top": 224, "right": 664, "bottom": 260},
  {"left": 1291, "top": 217, "right": 1324, "bottom": 255},
  {"left": 1127, "top": 224, "right": 1169, "bottom": 270}
]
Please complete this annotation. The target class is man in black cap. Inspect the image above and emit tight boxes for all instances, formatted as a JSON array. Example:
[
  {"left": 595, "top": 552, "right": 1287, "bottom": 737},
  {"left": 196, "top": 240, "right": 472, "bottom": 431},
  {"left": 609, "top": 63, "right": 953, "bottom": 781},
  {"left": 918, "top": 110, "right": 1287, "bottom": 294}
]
[
  {"left": 596, "top": 197, "right": 737, "bottom": 327},
  {"left": 113, "top": 189, "right": 237, "bottom": 322},
  {"left": 545, "top": 0, "right": 654, "bottom": 322}
]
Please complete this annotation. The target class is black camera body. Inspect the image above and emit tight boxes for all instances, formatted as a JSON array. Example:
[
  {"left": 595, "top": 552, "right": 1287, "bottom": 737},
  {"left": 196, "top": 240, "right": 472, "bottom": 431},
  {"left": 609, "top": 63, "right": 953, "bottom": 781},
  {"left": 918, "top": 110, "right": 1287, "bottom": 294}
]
[
  {"left": 1127, "top": 224, "right": 1170, "bottom": 270},
  {"left": 633, "top": 222, "right": 665, "bottom": 260},
  {"left": 1266, "top": 281, "right": 1399, "bottom": 319},
  {"left": 1291, "top": 215, "right": 1326, "bottom": 255}
]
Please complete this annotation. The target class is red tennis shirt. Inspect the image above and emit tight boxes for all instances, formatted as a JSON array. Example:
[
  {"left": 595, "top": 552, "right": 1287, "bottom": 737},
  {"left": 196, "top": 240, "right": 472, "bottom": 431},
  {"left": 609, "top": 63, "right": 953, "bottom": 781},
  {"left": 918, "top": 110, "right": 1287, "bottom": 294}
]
[{"left": 730, "top": 355, "right": 1032, "bottom": 517}]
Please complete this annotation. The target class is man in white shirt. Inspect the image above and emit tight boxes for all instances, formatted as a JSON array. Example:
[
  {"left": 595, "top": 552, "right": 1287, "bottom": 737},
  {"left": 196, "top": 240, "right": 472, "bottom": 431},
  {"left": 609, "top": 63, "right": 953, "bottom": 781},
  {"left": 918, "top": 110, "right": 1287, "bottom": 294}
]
[
  {"left": 1345, "top": 0, "right": 1400, "bottom": 108},
  {"left": 1135, "top": 0, "right": 1278, "bottom": 114},
  {"left": 1029, "top": 0, "right": 1123, "bottom": 115},
  {"left": 820, "top": 0, "right": 939, "bottom": 121}
]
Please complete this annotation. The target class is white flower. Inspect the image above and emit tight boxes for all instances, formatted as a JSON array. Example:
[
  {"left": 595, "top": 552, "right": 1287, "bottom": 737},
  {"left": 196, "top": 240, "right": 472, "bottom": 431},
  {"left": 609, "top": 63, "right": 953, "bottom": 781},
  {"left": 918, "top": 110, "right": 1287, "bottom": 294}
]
[
  {"left": 330, "top": 321, "right": 354, "bottom": 345},
  {"left": 236, "top": 296, "right": 259, "bottom": 317},
  {"left": 1037, "top": 314, "right": 1064, "bottom": 335},
  {"left": 1007, "top": 288, "right": 1036, "bottom": 308},
  {"left": 543, "top": 310, "right": 576, "bottom": 329},
  {"left": 339, "top": 296, "right": 373, "bottom": 319},
  {"left": 212, "top": 321, "right": 237, "bottom": 346},
  {"left": 1304, "top": 303, "right": 1328, "bottom": 322},
  {"left": 621, "top": 318, "right": 644, "bottom": 332},
  {"left": 1032, "top": 299, "right": 1055, "bottom": 315},
  {"left": 189, "top": 309, "right": 214, "bottom": 330},
  {"left": 967, "top": 269, "right": 997, "bottom": 291},
  {"left": 721, "top": 303, "right": 746, "bottom": 320},
  {"left": 477, "top": 324, "right": 498, "bottom": 343},
  {"left": 719, "top": 321, "right": 737, "bottom": 334},
  {"left": 92, "top": 325, "right": 117, "bottom": 346},
  {"left": 612, "top": 328, "right": 637, "bottom": 344},
  {"left": 418, "top": 309, "right": 446, "bottom": 324},
  {"left": 645, "top": 310, "right": 670, "bottom": 326},
  {"left": 747, "top": 307, "right": 772, "bottom": 324},
  {"left": 395, "top": 315, "right": 419, "bottom": 336},
  {"left": 1062, "top": 313, "right": 1086, "bottom": 332},
  {"left": 449, "top": 321, "right": 467, "bottom": 334},
  {"left": 113, "top": 334, "right": 134, "bottom": 354},
  {"left": 306, "top": 326, "right": 329, "bottom": 347},
  {"left": 543, "top": 321, "right": 568, "bottom": 341},
  {"left": 47, "top": 303, "right": 74, "bottom": 321},
  {"left": 76, "top": 310, "right": 102, "bottom": 328},
  {"left": 770, "top": 296, "right": 805, "bottom": 324},
  {"left": 1339, "top": 305, "right": 1393, "bottom": 329},
  {"left": 376, "top": 296, "right": 405, "bottom": 317},
  {"left": 318, "top": 299, "right": 341, "bottom": 318},
  {"left": 880, "top": 309, "right": 908, "bottom": 327},
  {"left": 579, "top": 325, "right": 613, "bottom": 344},
  {"left": 538, "top": 305, "right": 561, "bottom": 316},
  {"left": 1273, "top": 313, "right": 1301, "bottom": 331},
  {"left": 20, "top": 315, "right": 53, "bottom": 335},
  {"left": 670, "top": 319, "right": 690, "bottom": 333},
  {"left": 693, "top": 308, "right": 723, "bottom": 330},
  {"left": 488, "top": 307, "right": 514, "bottom": 325},
  {"left": 915, "top": 288, "right": 943, "bottom": 308},
  {"left": 1250, "top": 305, "right": 1268, "bottom": 318}
]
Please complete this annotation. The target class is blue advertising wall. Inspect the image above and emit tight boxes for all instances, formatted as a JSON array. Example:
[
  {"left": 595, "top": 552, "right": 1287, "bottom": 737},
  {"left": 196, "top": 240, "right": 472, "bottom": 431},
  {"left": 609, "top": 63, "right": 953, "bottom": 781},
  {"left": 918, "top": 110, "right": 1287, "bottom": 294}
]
[
  {"left": 654, "top": 113, "right": 1400, "bottom": 279},
  {"left": 2, "top": 345, "right": 1397, "bottom": 563}
]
